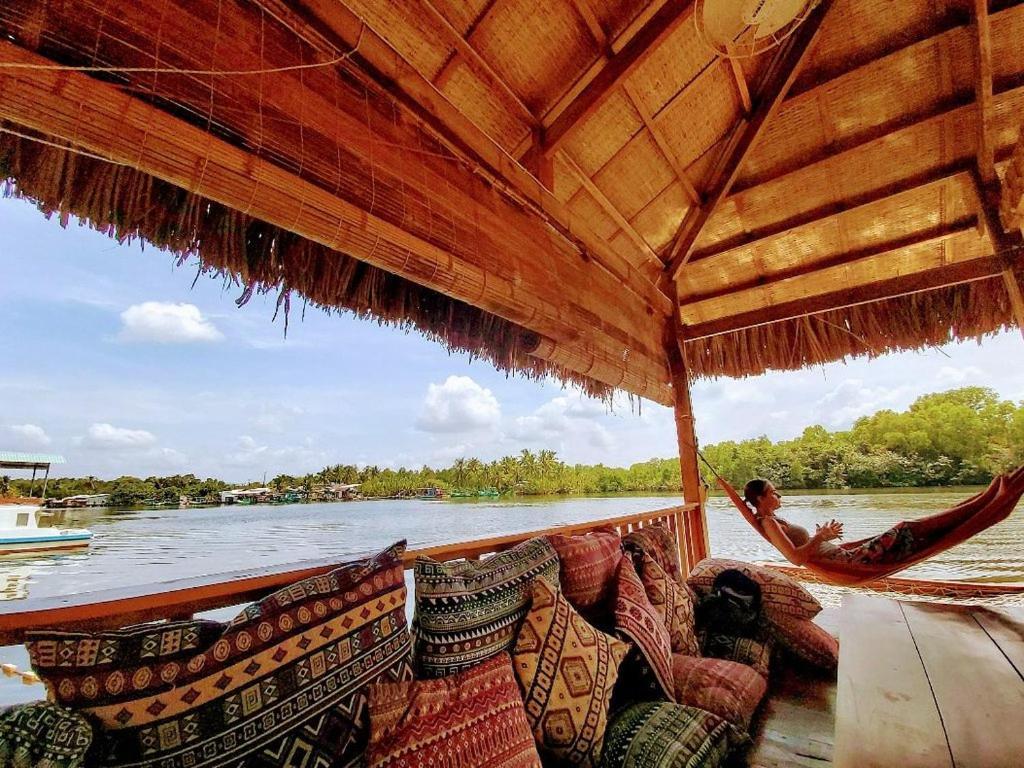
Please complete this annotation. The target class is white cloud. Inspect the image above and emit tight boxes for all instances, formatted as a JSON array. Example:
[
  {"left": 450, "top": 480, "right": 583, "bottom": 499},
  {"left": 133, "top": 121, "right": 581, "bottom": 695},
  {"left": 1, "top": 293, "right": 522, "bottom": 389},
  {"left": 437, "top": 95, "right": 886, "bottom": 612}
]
[
  {"left": 7, "top": 423, "right": 51, "bottom": 449},
  {"left": 509, "top": 394, "right": 616, "bottom": 451},
  {"left": 224, "top": 435, "right": 328, "bottom": 473},
  {"left": 416, "top": 376, "right": 501, "bottom": 433},
  {"left": 253, "top": 404, "right": 304, "bottom": 433},
  {"left": 936, "top": 365, "right": 984, "bottom": 385},
  {"left": 118, "top": 302, "right": 224, "bottom": 344},
  {"left": 82, "top": 423, "right": 157, "bottom": 449}
]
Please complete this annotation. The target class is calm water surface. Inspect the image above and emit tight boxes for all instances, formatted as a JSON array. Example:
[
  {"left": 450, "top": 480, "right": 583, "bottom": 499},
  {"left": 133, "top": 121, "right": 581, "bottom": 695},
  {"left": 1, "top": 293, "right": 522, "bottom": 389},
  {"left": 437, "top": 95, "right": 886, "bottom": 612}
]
[{"left": 2, "top": 492, "right": 1022, "bottom": 704}]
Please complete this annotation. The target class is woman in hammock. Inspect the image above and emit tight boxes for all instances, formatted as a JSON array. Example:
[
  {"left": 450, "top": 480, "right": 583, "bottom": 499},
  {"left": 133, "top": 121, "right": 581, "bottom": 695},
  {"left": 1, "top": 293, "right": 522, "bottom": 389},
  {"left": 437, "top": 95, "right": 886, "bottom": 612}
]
[{"left": 742, "top": 465, "right": 1024, "bottom": 569}]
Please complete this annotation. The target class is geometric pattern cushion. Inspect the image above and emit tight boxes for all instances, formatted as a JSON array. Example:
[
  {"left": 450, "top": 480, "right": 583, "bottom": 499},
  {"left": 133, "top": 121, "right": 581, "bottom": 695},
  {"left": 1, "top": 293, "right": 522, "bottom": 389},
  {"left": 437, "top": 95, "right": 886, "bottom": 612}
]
[
  {"left": 27, "top": 542, "right": 414, "bottom": 768},
  {"left": 366, "top": 652, "right": 541, "bottom": 768},
  {"left": 699, "top": 633, "right": 773, "bottom": 679},
  {"left": 687, "top": 558, "right": 821, "bottom": 620},
  {"left": 0, "top": 701, "right": 95, "bottom": 768},
  {"left": 670, "top": 655, "right": 768, "bottom": 731},
  {"left": 612, "top": 556, "right": 674, "bottom": 702},
  {"left": 548, "top": 529, "right": 622, "bottom": 615},
  {"left": 622, "top": 525, "right": 683, "bottom": 585},
  {"left": 600, "top": 701, "right": 746, "bottom": 768},
  {"left": 638, "top": 553, "right": 700, "bottom": 657},
  {"left": 413, "top": 537, "right": 560, "bottom": 678},
  {"left": 766, "top": 615, "right": 839, "bottom": 669},
  {"left": 513, "top": 578, "right": 629, "bottom": 767}
]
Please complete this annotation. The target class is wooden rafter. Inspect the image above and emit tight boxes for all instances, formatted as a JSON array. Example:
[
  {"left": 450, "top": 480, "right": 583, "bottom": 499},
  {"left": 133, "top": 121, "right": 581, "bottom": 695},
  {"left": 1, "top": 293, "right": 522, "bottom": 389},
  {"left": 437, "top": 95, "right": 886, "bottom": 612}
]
[
  {"left": 570, "top": 0, "right": 611, "bottom": 54},
  {"left": 430, "top": 0, "right": 498, "bottom": 89},
  {"left": 622, "top": 80, "right": 702, "bottom": 206},
  {"left": 726, "top": 51, "right": 752, "bottom": 116},
  {"left": 972, "top": 168, "right": 1024, "bottom": 337},
  {"left": 560, "top": 151, "right": 662, "bottom": 270},
  {"left": 972, "top": 0, "right": 997, "bottom": 185},
  {"left": 682, "top": 242, "right": 1017, "bottom": 341},
  {"left": 419, "top": 0, "right": 535, "bottom": 124},
  {"left": 664, "top": 0, "right": 832, "bottom": 282},
  {"left": 266, "top": 0, "right": 672, "bottom": 316},
  {"left": 536, "top": 0, "right": 695, "bottom": 157}
]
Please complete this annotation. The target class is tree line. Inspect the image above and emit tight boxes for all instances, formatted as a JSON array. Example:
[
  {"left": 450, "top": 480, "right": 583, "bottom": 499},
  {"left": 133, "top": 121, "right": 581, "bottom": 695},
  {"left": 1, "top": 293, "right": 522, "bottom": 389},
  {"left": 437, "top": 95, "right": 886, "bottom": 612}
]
[{"left": 6, "top": 387, "right": 1022, "bottom": 505}]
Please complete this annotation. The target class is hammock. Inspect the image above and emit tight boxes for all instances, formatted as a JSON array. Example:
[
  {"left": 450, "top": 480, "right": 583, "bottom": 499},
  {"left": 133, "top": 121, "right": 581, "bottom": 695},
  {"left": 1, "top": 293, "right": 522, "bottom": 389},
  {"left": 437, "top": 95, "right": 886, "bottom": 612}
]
[{"left": 707, "top": 462, "right": 1024, "bottom": 587}]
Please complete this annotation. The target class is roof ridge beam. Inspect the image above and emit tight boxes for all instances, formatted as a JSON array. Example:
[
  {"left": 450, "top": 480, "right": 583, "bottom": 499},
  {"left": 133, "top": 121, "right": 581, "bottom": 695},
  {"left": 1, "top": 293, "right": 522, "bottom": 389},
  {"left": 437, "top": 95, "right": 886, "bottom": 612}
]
[{"left": 664, "top": 0, "right": 833, "bottom": 282}]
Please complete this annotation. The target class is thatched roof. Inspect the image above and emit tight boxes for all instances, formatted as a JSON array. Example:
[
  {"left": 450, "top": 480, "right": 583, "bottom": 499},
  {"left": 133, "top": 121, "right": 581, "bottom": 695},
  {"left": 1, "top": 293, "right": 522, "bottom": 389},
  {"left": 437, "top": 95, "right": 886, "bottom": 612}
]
[{"left": 0, "top": 0, "right": 1022, "bottom": 404}]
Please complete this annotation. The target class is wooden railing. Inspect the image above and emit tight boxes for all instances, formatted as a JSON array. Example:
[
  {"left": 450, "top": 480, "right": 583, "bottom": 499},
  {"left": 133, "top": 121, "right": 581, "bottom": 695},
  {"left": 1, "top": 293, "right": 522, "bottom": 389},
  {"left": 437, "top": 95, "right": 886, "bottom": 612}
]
[{"left": 0, "top": 505, "right": 699, "bottom": 646}]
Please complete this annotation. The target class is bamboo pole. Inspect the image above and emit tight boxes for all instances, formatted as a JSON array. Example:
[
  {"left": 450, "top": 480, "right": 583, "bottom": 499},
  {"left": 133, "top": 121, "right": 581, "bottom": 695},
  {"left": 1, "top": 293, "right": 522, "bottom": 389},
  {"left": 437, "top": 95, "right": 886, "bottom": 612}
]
[{"left": 668, "top": 325, "right": 709, "bottom": 569}]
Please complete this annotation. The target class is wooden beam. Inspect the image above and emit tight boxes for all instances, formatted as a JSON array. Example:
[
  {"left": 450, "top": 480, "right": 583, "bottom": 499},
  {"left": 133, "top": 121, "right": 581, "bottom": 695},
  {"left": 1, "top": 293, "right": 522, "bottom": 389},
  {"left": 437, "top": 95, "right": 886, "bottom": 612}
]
[
  {"left": 264, "top": 0, "right": 672, "bottom": 318},
  {"left": 570, "top": 0, "right": 611, "bottom": 54},
  {"left": 665, "top": 0, "right": 833, "bottom": 281},
  {"left": 559, "top": 150, "right": 662, "bottom": 269},
  {"left": 972, "top": 0, "right": 997, "bottom": 185},
  {"left": 622, "top": 80, "right": 701, "bottom": 205},
  {"left": 972, "top": 167, "right": 1024, "bottom": 338},
  {"left": 0, "top": 42, "right": 672, "bottom": 399},
  {"left": 668, "top": 320, "right": 709, "bottom": 566},
  {"left": 681, "top": 244, "right": 1017, "bottom": 340},
  {"left": 726, "top": 51, "right": 752, "bottom": 116},
  {"left": 419, "top": 0, "right": 536, "bottom": 125},
  {"left": 539, "top": 0, "right": 695, "bottom": 156}
]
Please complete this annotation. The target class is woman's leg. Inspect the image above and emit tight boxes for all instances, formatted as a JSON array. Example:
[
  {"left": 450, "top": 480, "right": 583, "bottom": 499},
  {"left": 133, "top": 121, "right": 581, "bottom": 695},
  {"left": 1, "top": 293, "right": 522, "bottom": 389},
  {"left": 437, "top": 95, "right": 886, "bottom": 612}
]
[{"left": 907, "top": 472, "right": 1024, "bottom": 540}]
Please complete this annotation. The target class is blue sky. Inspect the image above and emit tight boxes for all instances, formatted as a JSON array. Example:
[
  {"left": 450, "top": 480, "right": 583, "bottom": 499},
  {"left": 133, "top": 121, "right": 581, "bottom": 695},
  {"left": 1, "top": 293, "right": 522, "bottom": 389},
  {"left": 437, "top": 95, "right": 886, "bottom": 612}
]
[{"left": 3, "top": 195, "right": 1023, "bottom": 482}]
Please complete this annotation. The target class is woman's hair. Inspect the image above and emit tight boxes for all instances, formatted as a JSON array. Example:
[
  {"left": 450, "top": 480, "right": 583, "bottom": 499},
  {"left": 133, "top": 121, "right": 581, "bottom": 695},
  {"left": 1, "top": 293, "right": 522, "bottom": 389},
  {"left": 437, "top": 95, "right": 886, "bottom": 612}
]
[{"left": 743, "top": 479, "right": 771, "bottom": 510}]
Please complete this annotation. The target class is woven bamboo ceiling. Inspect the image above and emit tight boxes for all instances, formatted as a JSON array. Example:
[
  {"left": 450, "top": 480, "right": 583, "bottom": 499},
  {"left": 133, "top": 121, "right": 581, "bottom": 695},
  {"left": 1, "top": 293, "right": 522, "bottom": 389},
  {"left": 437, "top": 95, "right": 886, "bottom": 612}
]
[{"left": 1, "top": 0, "right": 1023, "bottom": 406}]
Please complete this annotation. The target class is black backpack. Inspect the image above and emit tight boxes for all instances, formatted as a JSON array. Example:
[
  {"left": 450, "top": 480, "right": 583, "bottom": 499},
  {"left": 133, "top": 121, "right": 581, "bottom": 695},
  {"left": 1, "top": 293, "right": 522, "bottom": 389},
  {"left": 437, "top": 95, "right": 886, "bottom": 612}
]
[{"left": 696, "top": 569, "right": 763, "bottom": 638}]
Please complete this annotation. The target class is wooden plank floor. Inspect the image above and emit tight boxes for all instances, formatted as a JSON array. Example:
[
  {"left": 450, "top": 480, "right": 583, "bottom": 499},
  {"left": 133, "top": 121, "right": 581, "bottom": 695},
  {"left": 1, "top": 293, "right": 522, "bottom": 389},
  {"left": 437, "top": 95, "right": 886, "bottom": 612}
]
[
  {"left": 746, "top": 609, "right": 838, "bottom": 768},
  {"left": 835, "top": 595, "right": 1024, "bottom": 768}
]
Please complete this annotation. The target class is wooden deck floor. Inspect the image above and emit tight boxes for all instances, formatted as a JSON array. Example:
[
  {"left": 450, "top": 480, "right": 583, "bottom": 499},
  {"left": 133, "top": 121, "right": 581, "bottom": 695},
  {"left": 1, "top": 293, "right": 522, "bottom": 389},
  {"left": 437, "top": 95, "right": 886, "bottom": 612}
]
[
  {"left": 835, "top": 595, "right": 1024, "bottom": 768},
  {"left": 745, "top": 609, "right": 839, "bottom": 768}
]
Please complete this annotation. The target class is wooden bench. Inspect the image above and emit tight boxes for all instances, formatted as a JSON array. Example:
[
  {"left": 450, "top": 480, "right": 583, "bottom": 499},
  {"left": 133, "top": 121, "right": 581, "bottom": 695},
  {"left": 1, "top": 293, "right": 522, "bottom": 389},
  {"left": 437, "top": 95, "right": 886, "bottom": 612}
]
[{"left": 835, "top": 594, "right": 1024, "bottom": 768}]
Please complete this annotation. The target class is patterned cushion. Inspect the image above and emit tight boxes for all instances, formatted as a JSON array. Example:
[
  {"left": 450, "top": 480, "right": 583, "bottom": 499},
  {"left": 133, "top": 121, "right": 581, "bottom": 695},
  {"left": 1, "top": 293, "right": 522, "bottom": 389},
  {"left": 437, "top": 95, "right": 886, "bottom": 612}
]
[
  {"left": 413, "top": 537, "right": 560, "bottom": 678},
  {"left": 367, "top": 652, "right": 541, "bottom": 768},
  {"left": 600, "top": 702, "right": 745, "bottom": 768},
  {"left": 687, "top": 558, "right": 821, "bottom": 620},
  {"left": 612, "top": 556, "right": 674, "bottom": 702},
  {"left": 27, "top": 543, "right": 413, "bottom": 768},
  {"left": 548, "top": 529, "right": 622, "bottom": 614},
  {"left": 699, "top": 633, "right": 773, "bottom": 679},
  {"left": 0, "top": 701, "right": 95, "bottom": 768},
  {"left": 767, "top": 615, "right": 839, "bottom": 669},
  {"left": 513, "top": 578, "right": 629, "bottom": 767},
  {"left": 670, "top": 655, "right": 768, "bottom": 730},
  {"left": 622, "top": 525, "right": 683, "bottom": 584},
  {"left": 638, "top": 553, "right": 700, "bottom": 657}
]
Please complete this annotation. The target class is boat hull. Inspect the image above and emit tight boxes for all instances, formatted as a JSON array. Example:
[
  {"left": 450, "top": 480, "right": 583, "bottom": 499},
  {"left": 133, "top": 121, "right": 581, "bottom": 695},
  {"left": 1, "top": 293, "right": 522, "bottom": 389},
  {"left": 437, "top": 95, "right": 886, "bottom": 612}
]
[{"left": 0, "top": 533, "right": 92, "bottom": 555}]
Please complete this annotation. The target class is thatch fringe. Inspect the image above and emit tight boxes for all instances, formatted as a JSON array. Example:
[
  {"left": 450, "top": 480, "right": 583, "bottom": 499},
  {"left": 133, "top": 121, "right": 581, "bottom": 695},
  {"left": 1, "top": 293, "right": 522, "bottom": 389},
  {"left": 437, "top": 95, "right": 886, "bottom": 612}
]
[
  {"left": 685, "top": 277, "right": 1016, "bottom": 379},
  {"left": 0, "top": 128, "right": 611, "bottom": 399}
]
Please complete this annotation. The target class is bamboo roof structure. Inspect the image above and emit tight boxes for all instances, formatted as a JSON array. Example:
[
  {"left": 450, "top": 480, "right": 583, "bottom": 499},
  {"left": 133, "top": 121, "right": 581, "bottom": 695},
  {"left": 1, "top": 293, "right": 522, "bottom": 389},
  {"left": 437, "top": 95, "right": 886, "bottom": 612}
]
[{"left": 1, "top": 0, "right": 1023, "bottom": 405}]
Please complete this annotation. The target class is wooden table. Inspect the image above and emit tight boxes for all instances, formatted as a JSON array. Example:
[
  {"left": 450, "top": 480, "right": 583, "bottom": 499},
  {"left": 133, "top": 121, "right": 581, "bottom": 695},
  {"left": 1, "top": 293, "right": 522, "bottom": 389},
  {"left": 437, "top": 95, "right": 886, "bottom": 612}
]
[{"left": 835, "top": 594, "right": 1024, "bottom": 768}]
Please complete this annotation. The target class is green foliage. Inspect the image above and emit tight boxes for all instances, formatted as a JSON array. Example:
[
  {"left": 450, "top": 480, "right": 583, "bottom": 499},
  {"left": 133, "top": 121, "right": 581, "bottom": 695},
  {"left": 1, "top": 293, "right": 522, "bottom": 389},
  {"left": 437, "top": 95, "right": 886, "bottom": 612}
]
[{"left": 8, "top": 388, "right": 1021, "bottom": 504}]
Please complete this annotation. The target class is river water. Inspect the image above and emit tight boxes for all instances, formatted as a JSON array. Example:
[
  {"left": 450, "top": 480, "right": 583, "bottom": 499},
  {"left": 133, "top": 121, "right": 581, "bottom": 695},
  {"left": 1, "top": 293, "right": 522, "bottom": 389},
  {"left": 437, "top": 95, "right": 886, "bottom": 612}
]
[{"left": 2, "top": 491, "right": 1022, "bottom": 704}]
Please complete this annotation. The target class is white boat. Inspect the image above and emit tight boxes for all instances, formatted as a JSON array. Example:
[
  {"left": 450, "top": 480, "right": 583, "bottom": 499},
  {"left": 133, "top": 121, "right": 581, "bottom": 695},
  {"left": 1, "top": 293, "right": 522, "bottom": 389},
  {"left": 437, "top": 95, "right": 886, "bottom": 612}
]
[{"left": 0, "top": 505, "right": 92, "bottom": 555}]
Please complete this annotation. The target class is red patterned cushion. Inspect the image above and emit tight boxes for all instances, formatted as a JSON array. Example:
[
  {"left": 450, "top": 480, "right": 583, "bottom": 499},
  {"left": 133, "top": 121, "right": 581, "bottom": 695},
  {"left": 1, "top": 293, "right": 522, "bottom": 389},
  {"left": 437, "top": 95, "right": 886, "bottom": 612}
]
[
  {"left": 638, "top": 553, "right": 700, "bottom": 657},
  {"left": 548, "top": 529, "right": 622, "bottom": 613},
  {"left": 687, "top": 558, "right": 821, "bottom": 620},
  {"left": 27, "top": 543, "right": 414, "bottom": 768},
  {"left": 670, "top": 655, "right": 768, "bottom": 730},
  {"left": 612, "top": 556, "right": 674, "bottom": 702},
  {"left": 767, "top": 615, "right": 839, "bottom": 669},
  {"left": 367, "top": 652, "right": 541, "bottom": 768},
  {"left": 700, "top": 633, "right": 773, "bottom": 678},
  {"left": 623, "top": 525, "right": 683, "bottom": 584},
  {"left": 513, "top": 578, "right": 629, "bottom": 767}
]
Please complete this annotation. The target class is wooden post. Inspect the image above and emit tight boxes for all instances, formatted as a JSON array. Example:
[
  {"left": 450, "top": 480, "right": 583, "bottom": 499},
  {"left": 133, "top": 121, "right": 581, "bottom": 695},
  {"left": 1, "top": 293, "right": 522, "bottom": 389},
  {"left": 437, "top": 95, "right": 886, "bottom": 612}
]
[
  {"left": 41, "top": 464, "right": 51, "bottom": 501},
  {"left": 668, "top": 328, "right": 709, "bottom": 570}
]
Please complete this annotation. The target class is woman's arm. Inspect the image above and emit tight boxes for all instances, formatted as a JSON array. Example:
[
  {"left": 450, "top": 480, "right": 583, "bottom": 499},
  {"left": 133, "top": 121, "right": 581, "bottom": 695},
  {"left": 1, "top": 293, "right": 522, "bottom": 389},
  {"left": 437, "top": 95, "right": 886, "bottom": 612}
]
[{"left": 761, "top": 518, "right": 840, "bottom": 566}]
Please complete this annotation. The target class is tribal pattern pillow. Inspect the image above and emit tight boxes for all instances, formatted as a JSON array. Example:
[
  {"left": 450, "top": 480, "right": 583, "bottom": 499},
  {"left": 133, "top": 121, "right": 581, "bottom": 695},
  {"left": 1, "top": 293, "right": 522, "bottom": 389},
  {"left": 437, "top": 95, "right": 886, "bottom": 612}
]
[
  {"left": 766, "top": 615, "right": 839, "bottom": 669},
  {"left": 699, "top": 633, "right": 773, "bottom": 679},
  {"left": 366, "top": 652, "right": 541, "bottom": 768},
  {"left": 638, "top": 552, "right": 700, "bottom": 657},
  {"left": 548, "top": 529, "right": 622, "bottom": 615},
  {"left": 413, "top": 537, "right": 560, "bottom": 678},
  {"left": 27, "top": 542, "right": 414, "bottom": 768},
  {"left": 513, "top": 578, "right": 629, "bottom": 767},
  {"left": 600, "top": 701, "right": 746, "bottom": 768},
  {"left": 687, "top": 558, "right": 821, "bottom": 620},
  {"left": 623, "top": 525, "right": 683, "bottom": 584},
  {"left": 670, "top": 655, "right": 767, "bottom": 730},
  {"left": 0, "top": 701, "right": 95, "bottom": 768},
  {"left": 612, "top": 556, "right": 674, "bottom": 702}
]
